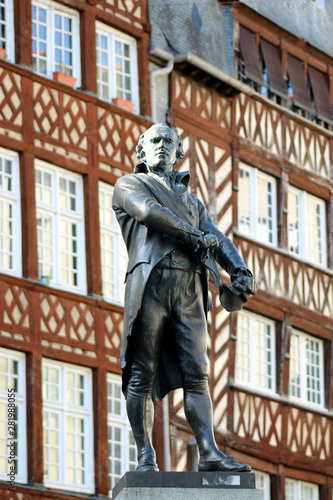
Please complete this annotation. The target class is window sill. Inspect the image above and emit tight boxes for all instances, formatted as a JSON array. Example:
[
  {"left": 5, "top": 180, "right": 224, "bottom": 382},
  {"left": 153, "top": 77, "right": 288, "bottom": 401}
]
[
  {"left": 39, "top": 280, "right": 87, "bottom": 297},
  {"left": 103, "top": 296, "right": 124, "bottom": 308}
]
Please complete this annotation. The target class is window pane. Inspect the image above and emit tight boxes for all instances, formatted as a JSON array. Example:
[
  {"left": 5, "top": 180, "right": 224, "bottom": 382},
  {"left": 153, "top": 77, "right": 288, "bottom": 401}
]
[
  {"left": 36, "top": 164, "right": 84, "bottom": 291},
  {"left": 235, "top": 311, "right": 275, "bottom": 392},
  {"left": 32, "top": 6, "right": 48, "bottom": 75},
  {"left": 257, "top": 175, "right": 274, "bottom": 244},
  {"left": 42, "top": 362, "right": 92, "bottom": 491},
  {"left": 288, "top": 190, "right": 300, "bottom": 255},
  {"left": 306, "top": 338, "right": 322, "bottom": 404},
  {"left": 238, "top": 168, "right": 251, "bottom": 235},
  {"left": 306, "top": 196, "right": 325, "bottom": 265},
  {"left": 289, "top": 333, "right": 301, "bottom": 398},
  {"left": 288, "top": 188, "right": 326, "bottom": 266},
  {"left": 289, "top": 330, "right": 323, "bottom": 406},
  {"left": 235, "top": 313, "right": 250, "bottom": 383},
  {"left": 99, "top": 183, "right": 126, "bottom": 303}
]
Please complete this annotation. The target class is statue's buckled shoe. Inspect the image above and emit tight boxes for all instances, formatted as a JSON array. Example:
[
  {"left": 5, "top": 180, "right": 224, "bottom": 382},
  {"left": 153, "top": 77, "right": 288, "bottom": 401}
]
[
  {"left": 135, "top": 451, "right": 159, "bottom": 472},
  {"left": 198, "top": 455, "right": 251, "bottom": 473}
]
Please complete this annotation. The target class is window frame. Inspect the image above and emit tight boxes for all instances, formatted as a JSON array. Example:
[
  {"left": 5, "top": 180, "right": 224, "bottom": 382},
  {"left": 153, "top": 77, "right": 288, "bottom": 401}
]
[
  {"left": 42, "top": 359, "right": 94, "bottom": 493},
  {"left": 0, "top": 147, "right": 21, "bottom": 277},
  {"left": 287, "top": 186, "right": 327, "bottom": 268},
  {"left": 0, "top": 0, "right": 14, "bottom": 62},
  {"left": 238, "top": 163, "right": 278, "bottom": 247},
  {"left": 99, "top": 182, "right": 127, "bottom": 305},
  {"left": 285, "top": 478, "right": 319, "bottom": 500},
  {"left": 254, "top": 471, "right": 271, "bottom": 500},
  {"left": 289, "top": 328, "right": 325, "bottom": 408},
  {"left": 35, "top": 160, "right": 87, "bottom": 294},
  {"left": 235, "top": 310, "right": 276, "bottom": 395},
  {"left": 32, "top": 0, "right": 81, "bottom": 87},
  {"left": 95, "top": 21, "right": 139, "bottom": 112},
  {"left": 0, "top": 348, "right": 26, "bottom": 484},
  {"left": 107, "top": 373, "right": 137, "bottom": 492}
]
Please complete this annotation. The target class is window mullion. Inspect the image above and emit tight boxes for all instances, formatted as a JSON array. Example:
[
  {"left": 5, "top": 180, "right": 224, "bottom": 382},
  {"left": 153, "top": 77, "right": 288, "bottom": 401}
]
[
  {"left": 251, "top": 168, "right": 257, "bottom": 238},
  {"left": 249, "top": 316, "right": 255, "bottom": 386},
  {"left": 320, "top": 200, "right": 327, "bottom": 266},
  {"left": 301, "top": 334, "right": 308, "bottom": 402},
  {"left": 115, "top": 232, "right": 122, "bottom": 301},
  {"left": 110, "top": 34, "right": 115, "bottom": 99},
  {"left": 122, "top": 424, "right": 128, "bottom": 476},
  {"left": 300, "top": 192, "right": 307, "bottom": 260},
  {"left": 48, "top": 6, "right": 54, "bottom": 77},
  {"left": 60, "top": 366, "right": 66, "bottom": 487},
  {"left": 53, "top": 171, "right": 60, "bottom": 285}
]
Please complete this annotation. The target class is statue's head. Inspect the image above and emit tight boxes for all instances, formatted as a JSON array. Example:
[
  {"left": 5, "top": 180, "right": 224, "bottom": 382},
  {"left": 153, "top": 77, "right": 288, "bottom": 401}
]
[{"left": 136, "top": 124, "right": 184, "bottom": 173}]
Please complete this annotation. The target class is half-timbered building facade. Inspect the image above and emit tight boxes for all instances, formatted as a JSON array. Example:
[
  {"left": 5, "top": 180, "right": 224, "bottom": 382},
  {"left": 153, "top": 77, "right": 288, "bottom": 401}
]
[{"left": 0, "top": 1, "right": 332, "bottom": 499}]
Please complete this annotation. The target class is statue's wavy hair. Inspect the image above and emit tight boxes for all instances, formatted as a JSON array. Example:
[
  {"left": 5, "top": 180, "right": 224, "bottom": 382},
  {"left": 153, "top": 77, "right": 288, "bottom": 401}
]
[{"left": 136, "top": 124, "right": 184, "bottom": 166}]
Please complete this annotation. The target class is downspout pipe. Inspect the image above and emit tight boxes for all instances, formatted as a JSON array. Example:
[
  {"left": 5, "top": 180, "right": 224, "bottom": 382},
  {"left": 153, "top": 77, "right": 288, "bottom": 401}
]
[
  {"left": 162, "top": 396, "right": 171, "bottom": 471},
  {"left": 150, "top": 49, "right": 174, "bottom": 123}
]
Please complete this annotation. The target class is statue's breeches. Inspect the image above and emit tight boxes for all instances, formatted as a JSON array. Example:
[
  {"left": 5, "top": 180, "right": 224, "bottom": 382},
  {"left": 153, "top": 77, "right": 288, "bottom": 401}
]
[{"left": 126, "top": 265, "right": 209, "bottom": 399}]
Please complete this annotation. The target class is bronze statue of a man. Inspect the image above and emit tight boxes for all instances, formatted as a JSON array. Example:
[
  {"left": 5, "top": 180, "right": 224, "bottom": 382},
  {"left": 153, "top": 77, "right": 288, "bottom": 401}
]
[{"left": 113, "top": 124, "right": 256, "bottom": 473}]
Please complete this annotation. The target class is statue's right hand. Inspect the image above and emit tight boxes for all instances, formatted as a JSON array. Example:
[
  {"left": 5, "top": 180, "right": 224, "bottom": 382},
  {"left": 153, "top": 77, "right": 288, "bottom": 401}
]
[{"left": 197, "top": 234, "right": 219, "bottom": 251}]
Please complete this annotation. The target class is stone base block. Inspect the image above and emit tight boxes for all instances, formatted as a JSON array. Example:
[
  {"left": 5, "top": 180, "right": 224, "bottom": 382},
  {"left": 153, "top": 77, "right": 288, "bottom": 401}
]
[{"left": 112, "top": 472, "right": 261, "bottom": 500}]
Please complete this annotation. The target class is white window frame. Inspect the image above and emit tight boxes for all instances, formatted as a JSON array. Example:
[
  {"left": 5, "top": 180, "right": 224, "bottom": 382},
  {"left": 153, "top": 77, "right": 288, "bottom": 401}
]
[
  {"left": 289, "top": 328, "right": 324, "bottom": 408},
  {"left": 107, "top": 373, "right": 136, "bottom": 493},
  {"left": 285, "top": 478, "right": 319, "bottom": 500},
  {"left": 42, "top": 359, "right": 94, "bottom": 493},
  {"left": 0, "top": 0, "right": 14, "bottom": 62},
  {"left": 254, "top": 471, "right": 271, "bottom": 500},
  {"left": 0, "top": 148, "right": 21, "bottom": 277},
  {"left": 95, "top": 21, "right": 139, "bottom": 112},
  {"left": 235, "top": 310, "right": 276, "bottom": 395},
  {"left": 0, "top": 348, "right": 26, "bottom": 484},
  {"left": 238, "top": 163, "right": 277, "bottom": 246},
  {"left": 99, "top": 182, "right": 127, "bottom": 305},
  {"left": 32, "top": 0, "right": 81, "bottom": 87},
  {"left": 35, "top": 160, "right": 87, "bottom": 294},
  {"left": 288, "top": 186, "right": 327, "bottom": 267}
]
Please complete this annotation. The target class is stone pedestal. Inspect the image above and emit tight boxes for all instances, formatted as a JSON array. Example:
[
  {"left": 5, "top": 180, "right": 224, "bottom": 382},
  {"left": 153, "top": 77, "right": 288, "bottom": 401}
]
[{"left": 112, "top": 471, "right": 261, "bottom": 500}]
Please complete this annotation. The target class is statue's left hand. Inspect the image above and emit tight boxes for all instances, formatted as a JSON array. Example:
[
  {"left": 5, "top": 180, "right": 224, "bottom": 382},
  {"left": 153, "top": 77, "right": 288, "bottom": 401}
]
[{"left": 231, "top": 269, "right": 258, "bottom": 295}]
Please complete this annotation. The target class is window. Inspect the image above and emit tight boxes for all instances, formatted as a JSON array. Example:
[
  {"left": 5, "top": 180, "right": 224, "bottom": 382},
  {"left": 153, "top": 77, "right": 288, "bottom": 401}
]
[
  {"left": 0, "top": 348, "right": 26, "bottom": 484},
  {"left": 255, "top": 471, "right": 271, "bottom": 500},
  {"left": 238, "top": 164, "right": 277, "bottom": 246},
  {"left": 42, "top": 360, "right": 94, "bottom": 493},
  {"left": 107, "top": 374, "right": 136, "bottom": 490},
  {"left": 288, "top": 187, "right": 327, "bottom": 267},
  {"left": 235, "top": 311, "right": 276, "bottom": 393},
  {"left": 0, "top": 0, "right": 14, "bottom": 62},
  {"left": 285, "top": 478, "right": 319, "bottom": 500},
  {"left": 35, "top": 161, "right": 86, "bottom": 293},
  {"left": 0, "top": 148, "right": 21, "bottom": 276},
  {"left": 32, "top": 0, "right": 80, "bottom": 85},
  {"left": 238, "top": 26, "right": 333, "bottom": 125},
  {"left": 289, "top": 329, "right": 324, "bottom": 407},
  {"left": 99, "top": 182, "right": 127, "bottom": 304},
  {"left": 96, "top": 22, "right": 139, "bottom": 111}
]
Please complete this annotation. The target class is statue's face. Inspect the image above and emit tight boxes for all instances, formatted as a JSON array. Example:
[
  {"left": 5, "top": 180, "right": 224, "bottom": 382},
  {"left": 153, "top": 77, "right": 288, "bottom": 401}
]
[{"left": 143, "top": 125, "right": 178, "bottom": 173}]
